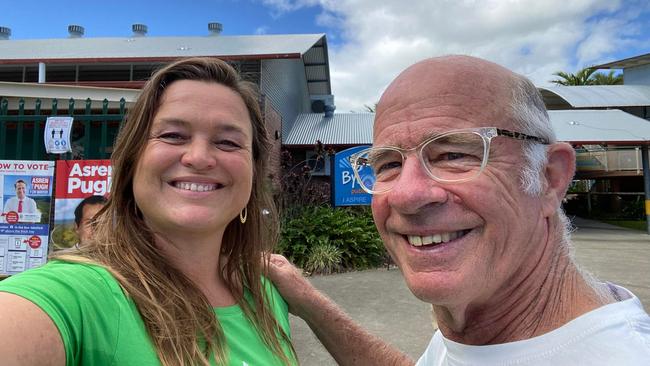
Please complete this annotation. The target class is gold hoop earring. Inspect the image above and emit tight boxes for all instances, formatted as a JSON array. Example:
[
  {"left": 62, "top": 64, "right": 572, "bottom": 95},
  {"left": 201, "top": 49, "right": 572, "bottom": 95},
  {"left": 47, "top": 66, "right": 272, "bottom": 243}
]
[{"left": 240, "top": 207, "right": 247, "bottom": 224}]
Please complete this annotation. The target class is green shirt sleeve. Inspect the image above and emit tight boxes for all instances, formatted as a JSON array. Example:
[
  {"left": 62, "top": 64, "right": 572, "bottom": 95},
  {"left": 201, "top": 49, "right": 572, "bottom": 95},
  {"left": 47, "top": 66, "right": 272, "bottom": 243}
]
[
  {"left": 262, "top": 276, "right": 292, "bottom": 338},
  {"left": 0, "top": 261, "right": 122, "bottom": 366}
]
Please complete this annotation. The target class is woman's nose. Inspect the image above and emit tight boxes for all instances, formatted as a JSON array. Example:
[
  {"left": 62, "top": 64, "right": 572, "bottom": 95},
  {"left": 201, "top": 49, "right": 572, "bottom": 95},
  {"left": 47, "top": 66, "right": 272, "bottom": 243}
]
[{"left": 180, "top": 140, "right": 217, "bottom": 170}]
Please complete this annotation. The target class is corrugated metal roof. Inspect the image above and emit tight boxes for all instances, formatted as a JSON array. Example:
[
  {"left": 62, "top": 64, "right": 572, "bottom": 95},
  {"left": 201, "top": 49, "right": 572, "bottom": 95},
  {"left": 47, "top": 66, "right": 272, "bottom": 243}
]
[
  {"left": 549, "top": 109, "right": 650, "bottom": 144},
  {"left": 0, "top": 34, "right": 325, "bottom": 62},
  {"left": 303, "top": 36, "right": 331, "bottom": 95},
  {"left": 284, "top": 113, "right": 374, "bottom": 145},
  {"left": 593, "top": 52, "right": 650, "bottom": 69},
  {"left": 285, "top": 110, "right": 650, "bottom": 146},
  {"left": 539, "top": 85, "right": 650, "bottom": 108}
]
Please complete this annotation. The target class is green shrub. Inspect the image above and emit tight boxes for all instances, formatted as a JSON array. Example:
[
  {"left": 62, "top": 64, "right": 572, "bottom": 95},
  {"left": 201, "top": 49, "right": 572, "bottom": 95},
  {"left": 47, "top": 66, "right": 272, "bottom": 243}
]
[
  {"left": 305, "top": 243, "right": 342, "bottom": 275},
  {"left": 278, "top": 205, "right": 385, "bottom": 273}
]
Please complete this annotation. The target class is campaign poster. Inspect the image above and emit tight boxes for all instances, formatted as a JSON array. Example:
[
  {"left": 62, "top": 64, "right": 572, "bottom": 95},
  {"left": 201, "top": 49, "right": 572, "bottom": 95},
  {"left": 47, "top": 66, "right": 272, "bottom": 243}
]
[
  {"left": 0, "top": 160, "right": 55, "bottom": 275},
  {"left": 52, "top": 160, "right": 111, "bottom": 249}
]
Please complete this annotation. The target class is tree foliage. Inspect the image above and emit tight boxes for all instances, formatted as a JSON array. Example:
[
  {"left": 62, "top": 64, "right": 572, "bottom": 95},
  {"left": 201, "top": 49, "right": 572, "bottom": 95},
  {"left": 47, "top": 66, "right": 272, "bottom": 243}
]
[{"left": 550, "top": 67, "right": 623, "bottom": 86}]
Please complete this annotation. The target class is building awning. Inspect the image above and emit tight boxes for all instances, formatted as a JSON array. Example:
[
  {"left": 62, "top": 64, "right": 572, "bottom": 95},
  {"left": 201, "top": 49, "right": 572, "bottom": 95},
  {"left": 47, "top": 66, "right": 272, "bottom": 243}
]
[
  {"left": 593, "top": 52, "right": 650, "bottom": 69},
  {"left": 539, "top": 85, "right": 650, "bottom": 109},
  {"left": 0, "top": 81, "right": 139, "bottom": 109},
  {"left": 285, "top": 109, "right": 650, "bottom": 147},
  {"left": 0, "top": 33, "right": 332, "bottom": 102},
  {"left": 0, "top": 34, "right": 326, "bottom": 62},
  {"left": 548, "top": 109, "right": 650, "bottom": 145},
  {"left": 284, "top": 113, "right": 374, "bottom": 146}
]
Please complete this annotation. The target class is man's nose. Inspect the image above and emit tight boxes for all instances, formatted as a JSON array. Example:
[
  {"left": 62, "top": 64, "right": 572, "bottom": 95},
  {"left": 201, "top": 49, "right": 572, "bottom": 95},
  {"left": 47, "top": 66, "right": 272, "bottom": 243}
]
[
  {"left": 180, "top": 139, "right": 217, "bottom": 170},
  {"left": 386, "top": 155, "right": 448, "bottom": 214}
]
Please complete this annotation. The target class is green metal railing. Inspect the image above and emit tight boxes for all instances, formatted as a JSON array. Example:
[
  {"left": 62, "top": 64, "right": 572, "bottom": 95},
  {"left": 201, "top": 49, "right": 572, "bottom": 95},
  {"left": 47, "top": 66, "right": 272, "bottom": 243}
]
[{"left": 0, "top": 97, "right": 126, "bottom": 160}]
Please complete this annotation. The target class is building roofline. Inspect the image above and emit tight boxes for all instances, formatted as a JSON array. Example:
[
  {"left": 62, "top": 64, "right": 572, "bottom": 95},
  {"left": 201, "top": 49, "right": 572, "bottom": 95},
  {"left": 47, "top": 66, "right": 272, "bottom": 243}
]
[
  {"left": 0, "top": 53, "right": 302, "bottom": 65},
  {"left": 593, "top": 52, "right": 650, "bottom": 69}
]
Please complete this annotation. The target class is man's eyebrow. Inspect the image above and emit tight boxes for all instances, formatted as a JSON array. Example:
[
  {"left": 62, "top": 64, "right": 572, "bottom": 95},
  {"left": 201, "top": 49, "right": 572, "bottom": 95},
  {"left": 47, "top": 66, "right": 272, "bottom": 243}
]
[{"left": 375, "top": 131, "right": 441, "bottom": 149}]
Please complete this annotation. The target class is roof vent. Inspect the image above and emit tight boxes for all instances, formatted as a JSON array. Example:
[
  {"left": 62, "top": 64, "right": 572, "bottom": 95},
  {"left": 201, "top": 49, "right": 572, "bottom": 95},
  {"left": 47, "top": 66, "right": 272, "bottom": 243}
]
[
  {"left": 68, "top": 25, "right": 84, "bottom": 38},
  {"left": 0, "top": 27, "right": 10, "bottom": 40},
  {"left": 208, "top": 22, "right": 223, "bottom": 36},
  {"left": 311, "top": 95, "right": 336, "bottom": 116},
  {"left": 324, "top": 104, "right": 336, "bottom": 117},
  {"left": 311, "top": 99, "right": 325, "bottom": 113},
  {"left": 132, "top": 23, "right": 148, "bottom": 37}
]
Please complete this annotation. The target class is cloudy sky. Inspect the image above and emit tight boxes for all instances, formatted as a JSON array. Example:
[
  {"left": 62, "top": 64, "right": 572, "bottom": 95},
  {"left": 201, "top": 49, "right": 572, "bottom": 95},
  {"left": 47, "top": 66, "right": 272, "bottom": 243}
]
[
  {"left": 260, "top": 0, "right": 650, "bottom": 112},
  {"left": 4, "top": 0, "right": 650, "bottom": 112}
]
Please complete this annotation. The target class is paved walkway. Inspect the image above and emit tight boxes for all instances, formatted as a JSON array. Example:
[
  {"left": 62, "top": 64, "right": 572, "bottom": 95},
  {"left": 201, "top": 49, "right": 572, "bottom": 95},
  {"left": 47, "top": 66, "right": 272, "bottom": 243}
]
[{"left": 290, "top": 217, "right": 650, "bottom": 365}]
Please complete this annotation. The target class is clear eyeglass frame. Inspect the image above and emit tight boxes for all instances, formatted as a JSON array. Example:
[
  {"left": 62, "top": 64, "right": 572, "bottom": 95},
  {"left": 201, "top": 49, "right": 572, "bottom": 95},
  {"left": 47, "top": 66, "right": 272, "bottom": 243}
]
[{"left": 349, "top": 127, "right": 550, "bottom": 195}]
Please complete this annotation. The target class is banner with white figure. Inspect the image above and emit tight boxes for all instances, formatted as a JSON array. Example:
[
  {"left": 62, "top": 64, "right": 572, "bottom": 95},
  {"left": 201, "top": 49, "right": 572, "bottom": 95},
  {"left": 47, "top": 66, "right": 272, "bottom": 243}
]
[{"left": 44, "top": 116, "right": 74, "bottom": 154}]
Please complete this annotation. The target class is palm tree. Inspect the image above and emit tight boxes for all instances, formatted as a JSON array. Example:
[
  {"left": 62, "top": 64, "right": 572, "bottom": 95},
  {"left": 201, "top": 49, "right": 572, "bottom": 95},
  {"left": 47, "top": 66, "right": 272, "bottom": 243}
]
[
  {"left": 551, "top": 67, "right": 598, "bottom": 86},
  {"left": 591, "top": 70, "right": 623, "bottom": 85},
  {"left": 363, "top": 103, "right": 377, "bottom": 112},
  {"left": 550, "top": 67, "right": 623, "bottom": 86}
]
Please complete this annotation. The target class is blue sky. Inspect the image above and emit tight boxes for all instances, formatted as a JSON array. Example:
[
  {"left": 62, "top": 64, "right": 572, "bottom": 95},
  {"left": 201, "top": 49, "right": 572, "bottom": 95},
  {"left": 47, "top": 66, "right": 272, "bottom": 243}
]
[
  {"left": 2, "top": 0, "right": 331, "bottom": 40},
  {"left": 2, "top": 0, "right": 650, "bottom": 112}
]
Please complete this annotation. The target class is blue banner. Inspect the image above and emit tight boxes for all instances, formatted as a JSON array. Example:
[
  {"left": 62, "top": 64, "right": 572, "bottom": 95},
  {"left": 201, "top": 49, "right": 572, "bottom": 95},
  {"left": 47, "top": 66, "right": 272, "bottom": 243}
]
[
  {"left": 333, "top": 146, "right": 373, "bottom": 206},
  {"left": 0, "top": 160, "right": 54, "bottom": 275}
]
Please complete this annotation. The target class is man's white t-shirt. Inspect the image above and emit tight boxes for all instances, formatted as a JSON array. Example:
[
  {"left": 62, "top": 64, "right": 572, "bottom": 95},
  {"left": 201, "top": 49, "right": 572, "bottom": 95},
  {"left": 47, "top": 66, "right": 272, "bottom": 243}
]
[{"left": 417, "top": 285, "right": 650, "bottom": 365}]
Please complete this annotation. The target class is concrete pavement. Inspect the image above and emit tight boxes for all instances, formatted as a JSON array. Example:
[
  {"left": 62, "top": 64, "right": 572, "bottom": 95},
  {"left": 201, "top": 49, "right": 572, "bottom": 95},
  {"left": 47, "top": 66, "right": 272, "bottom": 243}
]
[{"left": 289, "top": 217, "right": 650, "bottom": 365}]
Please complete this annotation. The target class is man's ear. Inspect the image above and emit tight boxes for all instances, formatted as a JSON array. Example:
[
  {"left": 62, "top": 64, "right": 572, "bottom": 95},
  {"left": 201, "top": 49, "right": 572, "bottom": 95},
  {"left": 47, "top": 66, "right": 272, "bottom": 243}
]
[{"left": 541, "top": 142, "right": 575, "bottom": 217}]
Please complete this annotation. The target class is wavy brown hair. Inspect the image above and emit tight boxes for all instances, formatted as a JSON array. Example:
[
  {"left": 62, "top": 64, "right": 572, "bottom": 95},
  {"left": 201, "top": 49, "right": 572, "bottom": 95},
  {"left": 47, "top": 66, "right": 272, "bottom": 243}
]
[{"left": 54, "top": 57, "right": 295, "bottom": 365}]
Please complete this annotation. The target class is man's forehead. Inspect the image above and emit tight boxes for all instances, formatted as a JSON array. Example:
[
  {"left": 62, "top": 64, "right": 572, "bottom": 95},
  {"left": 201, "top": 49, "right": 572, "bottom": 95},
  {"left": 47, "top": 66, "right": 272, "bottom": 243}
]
[
  {"left": 373, "top": 90, "right": 503, "bottom": 144},
  {"left": 379, "top": 58, "right": 511, "bottom": 106},
  {"left": 82, "top": 203, "right": 104, "bottom": 215},
  {"left": 374, "top": 56, "right": 516, "bottom": 144}
]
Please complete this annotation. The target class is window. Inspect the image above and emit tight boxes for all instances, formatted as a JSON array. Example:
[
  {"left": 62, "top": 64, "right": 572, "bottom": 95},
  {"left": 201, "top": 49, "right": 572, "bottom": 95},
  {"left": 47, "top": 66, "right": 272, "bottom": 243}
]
[{"left": 306, "top": 150, "right": 330, "bottom": 176}]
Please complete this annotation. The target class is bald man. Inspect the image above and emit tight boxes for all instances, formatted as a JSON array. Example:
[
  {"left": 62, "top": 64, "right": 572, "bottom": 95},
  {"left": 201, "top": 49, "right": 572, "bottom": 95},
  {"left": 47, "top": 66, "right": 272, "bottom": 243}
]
[{"left": 269, "top": 56, "right": 650, "bottom": 365}]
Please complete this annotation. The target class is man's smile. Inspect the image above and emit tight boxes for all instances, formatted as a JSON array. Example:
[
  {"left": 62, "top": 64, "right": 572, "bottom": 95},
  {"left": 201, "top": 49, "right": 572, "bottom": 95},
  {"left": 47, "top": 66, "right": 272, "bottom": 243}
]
[{"left": 406, "top": 229, "right": 471, "bottom": 247}]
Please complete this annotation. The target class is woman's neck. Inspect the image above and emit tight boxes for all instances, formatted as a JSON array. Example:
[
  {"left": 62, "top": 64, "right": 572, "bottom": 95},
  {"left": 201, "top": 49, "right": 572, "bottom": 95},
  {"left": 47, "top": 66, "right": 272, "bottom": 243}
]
[{"left": 153, "top": 231, "right": 237, "bottom": 307}]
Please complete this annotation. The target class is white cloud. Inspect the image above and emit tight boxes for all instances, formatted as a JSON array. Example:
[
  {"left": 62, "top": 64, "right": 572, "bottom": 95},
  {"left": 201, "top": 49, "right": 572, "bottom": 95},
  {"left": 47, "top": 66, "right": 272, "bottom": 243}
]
[
  {"left": 260, "top": 0, "right": 320, "bottom": 17},
  {"left": 262, "top": 0, "right": 649, "bottom": 112},
  {"left": 254, "top": 26, "right": 269, "bottom": 35}
]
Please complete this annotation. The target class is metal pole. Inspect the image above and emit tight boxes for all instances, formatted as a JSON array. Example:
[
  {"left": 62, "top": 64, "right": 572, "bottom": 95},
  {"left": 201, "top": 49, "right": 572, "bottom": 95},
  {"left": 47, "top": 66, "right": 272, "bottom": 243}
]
[
  {"left": 38, "top": 62, "right": 46, "bottom": 83},
  {"left": 642, "top": 145, "right": 650, "bottom": 234}
]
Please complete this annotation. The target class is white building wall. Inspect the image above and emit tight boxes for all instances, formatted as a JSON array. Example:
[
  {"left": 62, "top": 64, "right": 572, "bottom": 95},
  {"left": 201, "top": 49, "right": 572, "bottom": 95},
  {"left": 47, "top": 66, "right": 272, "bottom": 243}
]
[{"left": 624, "top": 63, "right": 650, "bottom": 85}]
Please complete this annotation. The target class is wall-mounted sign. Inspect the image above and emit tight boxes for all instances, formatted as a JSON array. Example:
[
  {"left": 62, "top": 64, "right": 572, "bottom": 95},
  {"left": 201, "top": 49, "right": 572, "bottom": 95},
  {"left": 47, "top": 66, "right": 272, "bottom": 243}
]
[
  {"left": 332, "top": 146, "right": 372, "bottom": 206},
  {"left": 44, "top": 116, "right": 74, "bottom": 154}
]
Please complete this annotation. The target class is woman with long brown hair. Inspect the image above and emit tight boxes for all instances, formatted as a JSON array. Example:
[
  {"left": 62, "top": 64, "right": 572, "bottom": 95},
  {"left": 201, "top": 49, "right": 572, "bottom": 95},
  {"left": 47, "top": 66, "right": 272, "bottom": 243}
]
[{"left": 0, "top": 57, "right": 296, "bottom": 365}]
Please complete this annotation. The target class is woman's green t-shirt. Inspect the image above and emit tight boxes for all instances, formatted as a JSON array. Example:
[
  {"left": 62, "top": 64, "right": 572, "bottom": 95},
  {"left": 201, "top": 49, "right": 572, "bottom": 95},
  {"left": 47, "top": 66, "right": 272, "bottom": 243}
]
[{"left": 0, "top": 260, "right": 295, "bottom": 366}]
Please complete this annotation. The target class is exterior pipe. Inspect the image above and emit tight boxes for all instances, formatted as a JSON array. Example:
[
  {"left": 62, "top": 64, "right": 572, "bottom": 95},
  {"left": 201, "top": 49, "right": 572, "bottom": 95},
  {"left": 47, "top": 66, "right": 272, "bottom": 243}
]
[
  {"left": 642, "top": 145, "right": 650, "bottom": 234},
  {"left": 38, "top": 62, "right": 46, "bottom": 83}
]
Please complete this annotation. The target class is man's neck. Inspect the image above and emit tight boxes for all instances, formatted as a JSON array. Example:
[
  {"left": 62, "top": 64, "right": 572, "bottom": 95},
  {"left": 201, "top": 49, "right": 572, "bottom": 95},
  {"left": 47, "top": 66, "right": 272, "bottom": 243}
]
[{"left": 434, "top": 224, "right": 612, "bottom": 345}]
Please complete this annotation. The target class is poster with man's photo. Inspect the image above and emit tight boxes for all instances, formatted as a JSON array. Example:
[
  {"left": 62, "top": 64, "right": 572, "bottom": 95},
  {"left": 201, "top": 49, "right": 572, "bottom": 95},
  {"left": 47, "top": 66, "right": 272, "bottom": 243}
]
[
  {"left": 0, "top": 160, "right": 54, "bottom": 275},
  {"left": 52, "top": 160, "right": 111, "bottom": 249}
]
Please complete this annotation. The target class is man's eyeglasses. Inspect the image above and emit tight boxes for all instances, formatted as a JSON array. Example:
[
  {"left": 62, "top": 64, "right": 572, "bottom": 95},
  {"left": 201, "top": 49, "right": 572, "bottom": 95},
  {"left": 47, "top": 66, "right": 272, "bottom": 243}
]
[{"left": 350, "top": 127, "right": 550, "bottom": 195}]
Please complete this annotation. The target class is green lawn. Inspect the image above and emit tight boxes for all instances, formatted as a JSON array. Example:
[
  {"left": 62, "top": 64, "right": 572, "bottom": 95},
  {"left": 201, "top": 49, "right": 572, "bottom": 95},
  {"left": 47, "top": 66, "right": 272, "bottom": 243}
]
[{"left": 601, "top": 220, "right": 647, "bottom": 231}]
